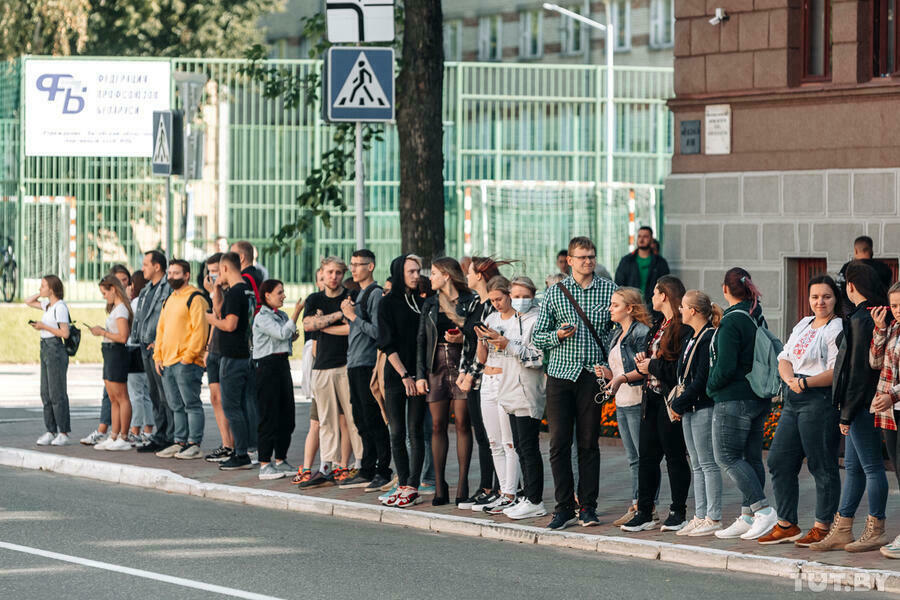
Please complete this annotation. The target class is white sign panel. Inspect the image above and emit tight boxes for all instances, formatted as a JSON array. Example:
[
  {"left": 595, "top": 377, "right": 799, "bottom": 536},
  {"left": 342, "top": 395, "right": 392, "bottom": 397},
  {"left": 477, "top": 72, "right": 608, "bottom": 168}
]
[
  {"left": 327, "top": 0, "right": 395, "bottom": 43},
  {"left": 25, "top": 59, "right": 171, "bottom": 157},
  {"left": 704, "top": 104, "right": 731, "bottom": 155}
]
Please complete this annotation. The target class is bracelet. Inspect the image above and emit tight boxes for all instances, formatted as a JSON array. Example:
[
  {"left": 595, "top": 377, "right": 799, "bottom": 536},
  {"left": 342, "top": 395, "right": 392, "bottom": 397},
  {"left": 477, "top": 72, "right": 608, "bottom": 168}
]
[
  {"left": 800, "top": 376, "right": 808, "bottom": 391},
  {"left": 400, "top": 373, "right": 411, "bottom": 380}
]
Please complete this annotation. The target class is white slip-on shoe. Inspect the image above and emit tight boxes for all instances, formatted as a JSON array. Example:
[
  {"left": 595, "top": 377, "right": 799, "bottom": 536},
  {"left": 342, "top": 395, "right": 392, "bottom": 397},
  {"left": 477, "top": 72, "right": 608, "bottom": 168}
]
[
  {"left": 107, "top": 437, "right": 133, "bottom": 451},
  {"left": 740, "top": 508, "right": 779, "bottom": 540},
  {"left": 36, "top": 432, "right": 55, "bottom": 446},
  {"left": 50, "top": 433, "right": 70, "bottom": 446},
  {"left": 93, "top": 436, "right": 114, "bottom": 451},
  {"left": 715, "top": 515, "right": 753, "bottom": 539}
]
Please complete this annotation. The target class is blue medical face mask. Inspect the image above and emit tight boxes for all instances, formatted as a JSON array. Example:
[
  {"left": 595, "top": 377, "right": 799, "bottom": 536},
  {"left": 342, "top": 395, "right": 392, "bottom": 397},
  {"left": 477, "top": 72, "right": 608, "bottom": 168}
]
[{"left": 511, "top": 298, "right": 533, "bottom": 313}]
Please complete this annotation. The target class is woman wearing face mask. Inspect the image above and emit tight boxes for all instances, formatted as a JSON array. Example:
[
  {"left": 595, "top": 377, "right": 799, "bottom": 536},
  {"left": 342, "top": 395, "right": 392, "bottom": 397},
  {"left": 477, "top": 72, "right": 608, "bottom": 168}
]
[
  {"left": 90, "top": 275, "right": 134, "bottom": 451},
  {"left": 601, "top": 287, "right": 651, "bottom": 527},
  {"left": 416, "top": 257, "right": 479, "bottom": 506}
]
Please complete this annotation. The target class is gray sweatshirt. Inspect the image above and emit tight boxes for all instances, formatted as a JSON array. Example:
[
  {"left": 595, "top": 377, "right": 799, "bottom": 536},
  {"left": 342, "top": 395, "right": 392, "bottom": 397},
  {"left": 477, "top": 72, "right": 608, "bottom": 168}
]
[{"left": 347, "top": 281, "right": 381, "bottom": 369}]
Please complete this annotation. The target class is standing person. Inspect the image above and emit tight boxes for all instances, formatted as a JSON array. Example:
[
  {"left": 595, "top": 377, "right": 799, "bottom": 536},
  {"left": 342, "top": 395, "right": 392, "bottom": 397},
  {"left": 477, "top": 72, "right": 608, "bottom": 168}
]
[
  {"left": 601, "top": 287, "right": 651, "bottom": 526},
  {"left": 556, "top": 250, "right": 569, "bottom": 276},
  {"left": 89, "top": 275, "right": 133, "bottom": 451},
  {"left": 126, "top": 271, "right": 154, "bottom": 445},
  {"left": 533, "top": 236, "right": 617, "bottom": 530},
  {"left": 873, "top": 284, "right": 900, "bottom": 559},
  {"left": 201, "top": 253, "right": 235, "bottom": 463},
  {"left": 474, "top": 276, "right": 546, "bottom": 516},
  {"left": 811, "top": 262, "right": 889, "bottom": 552},
  {"left": 378, "top": 254, "right": 428, "bottom": 507},
  {"left": 707, "top": 268, "right": 779, "bottom": 540},
  {"left": 153, "top": 259, "right": 210, "bottom": 460},
  {"left": 339, "top": 250, "right": 393, "bottom": 489},
  {"left": 253, "top": 279, "right": 303, "bottom": 480},
  {"left": 621, "top": 276, "right": 692, "bottom": 533},
  {"left": 299, "top": 257, "right": 363, "bottom": 488},
  {"left": 836, "top": 236, "right": 893, "bottom": 314},
  {"left": 614, "top": 226, "right": 670, "bottom": 306},
  {"left": 293, "top": 269, "right": 323, "bottom": 485},
  {"left": 134, "top": 251, "right": 174, "bottom": 454},
  {"left": 416, "top": 257, "right": 479, "bottom": 506},
  {"left": 206, "top": 252, "right": 257, "bottom": 470},
  {"left": 670, "top": 291, "right": 723, "bottom": 537},
  {"left": 760, "top": 275, "right": 842, "bottom": 545},
  {"left": 27, "top": 275, "right": 71, "bottom": 447}
]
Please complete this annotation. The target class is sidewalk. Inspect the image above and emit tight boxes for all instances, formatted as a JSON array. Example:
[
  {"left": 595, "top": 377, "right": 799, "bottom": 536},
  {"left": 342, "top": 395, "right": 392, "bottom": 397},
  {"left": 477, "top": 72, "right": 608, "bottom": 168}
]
[{"left": 3, "top": 399, "right": 900, "bottom": 589}]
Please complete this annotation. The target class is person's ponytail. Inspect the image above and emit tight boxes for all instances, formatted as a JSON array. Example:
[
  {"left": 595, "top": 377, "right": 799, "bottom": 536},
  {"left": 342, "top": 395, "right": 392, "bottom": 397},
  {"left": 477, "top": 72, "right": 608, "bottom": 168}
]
[
  {"left": 710, "top": 303, "right": 724, "bottom": 328},
  {"left": 723, "top": 267, "right": 762, "bottom": 312}
]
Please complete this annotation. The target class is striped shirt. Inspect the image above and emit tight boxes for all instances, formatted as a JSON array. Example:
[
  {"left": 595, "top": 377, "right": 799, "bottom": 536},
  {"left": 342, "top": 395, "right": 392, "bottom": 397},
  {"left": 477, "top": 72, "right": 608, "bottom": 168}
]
[{"left": 533, "top": 275, "right": 617, "bottom": 382}]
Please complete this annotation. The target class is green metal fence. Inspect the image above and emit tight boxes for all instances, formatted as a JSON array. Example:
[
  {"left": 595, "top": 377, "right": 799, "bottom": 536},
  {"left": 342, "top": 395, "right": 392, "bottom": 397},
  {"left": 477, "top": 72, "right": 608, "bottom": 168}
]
[{"left": 0, "top": 56, "right": 673, "bottom": 300}]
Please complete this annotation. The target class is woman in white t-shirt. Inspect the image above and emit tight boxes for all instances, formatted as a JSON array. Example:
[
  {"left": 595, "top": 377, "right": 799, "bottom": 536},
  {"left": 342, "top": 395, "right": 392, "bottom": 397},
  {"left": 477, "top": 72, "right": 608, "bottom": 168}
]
[
  {"left": 26, "top": 275, "right": 72, "bottom": 447},
  {"left": 763, "top": 274, "right": 843, "bottom": 546},
  {"left": 89, "top": 274, "right": 134, "bottom": 451}
]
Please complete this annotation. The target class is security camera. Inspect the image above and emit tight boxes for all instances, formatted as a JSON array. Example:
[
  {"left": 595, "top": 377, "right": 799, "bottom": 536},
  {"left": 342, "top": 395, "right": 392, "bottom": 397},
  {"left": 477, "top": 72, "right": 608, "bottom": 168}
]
[{"left": 709, "top": 8, "right": 729, "bottom": 25}]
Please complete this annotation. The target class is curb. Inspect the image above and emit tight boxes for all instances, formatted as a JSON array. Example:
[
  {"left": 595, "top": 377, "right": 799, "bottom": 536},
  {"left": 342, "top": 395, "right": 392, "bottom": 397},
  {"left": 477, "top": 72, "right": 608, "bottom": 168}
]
[{"left": 3, "top": 446, "right": 899, "bottom": 593}]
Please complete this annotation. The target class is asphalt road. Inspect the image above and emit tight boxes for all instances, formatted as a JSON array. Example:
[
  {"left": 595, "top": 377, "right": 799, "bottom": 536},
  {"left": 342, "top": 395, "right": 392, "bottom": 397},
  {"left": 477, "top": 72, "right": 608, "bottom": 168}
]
[{"left": 0, "top": 466, "right": 882, "bottom": 599}]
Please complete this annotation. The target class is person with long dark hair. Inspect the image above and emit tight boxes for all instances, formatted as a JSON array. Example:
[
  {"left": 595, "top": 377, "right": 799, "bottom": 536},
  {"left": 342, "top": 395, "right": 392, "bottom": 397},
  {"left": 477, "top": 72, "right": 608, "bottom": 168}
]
[
  {"left": 760, "top": 275, "right": 842, "bottom": 546},
  {"left": 707, "top": 268, "right": 778, "bottom": 540},
  {"left": 416, "top": 257, "right": 479, "bottom": 506},
  {"left": 811, "top": 261, "right": 888, "bottom": 552},
  {"left": 621, "top": 275, "right": 692, "bottom": 533}
]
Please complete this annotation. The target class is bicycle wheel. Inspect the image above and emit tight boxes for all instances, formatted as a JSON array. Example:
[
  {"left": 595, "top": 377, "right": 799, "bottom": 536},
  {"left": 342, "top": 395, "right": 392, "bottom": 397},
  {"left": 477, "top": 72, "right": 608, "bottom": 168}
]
[{"left": 1, "top": 260, "right": 16, "bottom": 302}]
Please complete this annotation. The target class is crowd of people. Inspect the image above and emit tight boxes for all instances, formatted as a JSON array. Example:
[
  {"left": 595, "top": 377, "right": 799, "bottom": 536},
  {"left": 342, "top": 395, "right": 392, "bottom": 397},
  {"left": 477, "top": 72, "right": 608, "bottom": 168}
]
[{"left": 25, "top": 231, "right": 900, "bottom": 559}]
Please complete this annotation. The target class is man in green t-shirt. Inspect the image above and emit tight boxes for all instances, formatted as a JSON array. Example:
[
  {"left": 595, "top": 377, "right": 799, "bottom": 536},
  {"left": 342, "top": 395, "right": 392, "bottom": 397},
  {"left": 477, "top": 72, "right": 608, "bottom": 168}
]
[{"left": 614, "top": 226, "right": 670, "bottom": 305}]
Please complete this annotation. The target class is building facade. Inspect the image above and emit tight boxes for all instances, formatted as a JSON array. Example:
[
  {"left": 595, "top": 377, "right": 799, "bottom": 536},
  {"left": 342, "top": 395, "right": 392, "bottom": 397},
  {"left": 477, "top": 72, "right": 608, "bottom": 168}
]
[{"left": 664, "top": 0, "right": 900, "bottom": 338}]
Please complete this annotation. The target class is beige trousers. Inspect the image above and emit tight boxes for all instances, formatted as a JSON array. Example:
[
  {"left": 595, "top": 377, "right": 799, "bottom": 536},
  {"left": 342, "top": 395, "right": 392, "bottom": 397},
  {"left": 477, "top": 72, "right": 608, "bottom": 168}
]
[{"left": 311, "top": 366, "right": 363, "bottom": 465}]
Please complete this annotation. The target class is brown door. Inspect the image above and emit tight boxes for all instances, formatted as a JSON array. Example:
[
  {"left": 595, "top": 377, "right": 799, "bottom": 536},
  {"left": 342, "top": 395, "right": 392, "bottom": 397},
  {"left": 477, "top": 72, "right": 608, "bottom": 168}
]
[
  {"left": 877, "top": 258, "right": 899, "bottom": 285},
  {"left": 796, "top": 258, "right": 828, "bottom": 320}
]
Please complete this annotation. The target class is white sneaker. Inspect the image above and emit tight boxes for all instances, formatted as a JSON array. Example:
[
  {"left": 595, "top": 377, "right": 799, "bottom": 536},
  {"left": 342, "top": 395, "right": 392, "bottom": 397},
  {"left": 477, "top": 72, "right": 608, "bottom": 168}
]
[
  {"left": 502, "top": 497, "right": 525, "bottom": 516},
  {"left": 93, "top": 436, "right": 114, "bottom": 451},
  {"left": 36, "top": 432, "right": 55, "bottom": 446},
  {"left": 506, "top": 499, "right": 548, "bottom": 520},
  {"left": 107, "top": 437, "right": 133, "bottom": 451},
  {"left": 676, "top": 516, "right": 704, "bottom": 536},
  {"left": 50, "top": 433, "right": 70, "bottom": 446},
  {"left": 689, "top": 517, "right": 723, "bottom": 537},
  {"left": 80, "top": 430, "right": 107, "bottom": 446},
  {"left": 740, "top": 508, "right": 778, "bottom": 540},
  {"left": 715, "top": 515, "right": 753, "bottom": 539}
]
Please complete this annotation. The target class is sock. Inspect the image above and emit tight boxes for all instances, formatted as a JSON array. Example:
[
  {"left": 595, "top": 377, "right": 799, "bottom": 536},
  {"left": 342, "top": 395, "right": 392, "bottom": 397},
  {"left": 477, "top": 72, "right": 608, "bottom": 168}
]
[
  {"left": 756, "top": 507, "right": 774, "bottom": 516},
  {"left": 741, "top": 514, "right": 753, "bottom": 524}
]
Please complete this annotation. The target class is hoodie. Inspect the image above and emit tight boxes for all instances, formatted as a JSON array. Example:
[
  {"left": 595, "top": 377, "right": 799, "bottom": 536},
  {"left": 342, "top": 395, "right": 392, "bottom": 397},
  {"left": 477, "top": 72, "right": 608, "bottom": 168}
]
[
  {"left": 377, "top": 255, "right": 425, "bottom": 384},
  {"left": 706, "top": 299, "right": 768, "bottom": 403}
]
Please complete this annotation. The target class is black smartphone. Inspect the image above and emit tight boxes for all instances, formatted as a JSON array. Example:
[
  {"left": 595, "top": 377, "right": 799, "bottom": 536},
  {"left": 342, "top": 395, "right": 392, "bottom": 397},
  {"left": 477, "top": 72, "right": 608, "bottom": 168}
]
[
  {"left": 27, "top": 320, "right": 36, "bottom": 325},
  {"left": 561, "top": 324, "right": 576, "bottom": 332}
]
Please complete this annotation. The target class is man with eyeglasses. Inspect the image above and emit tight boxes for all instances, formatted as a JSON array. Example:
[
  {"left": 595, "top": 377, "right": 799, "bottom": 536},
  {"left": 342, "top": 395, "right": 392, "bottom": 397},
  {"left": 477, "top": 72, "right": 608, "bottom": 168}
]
[
  {"left": 534, "top": 236, "right": 617, "bottom": 530},
  {"left": 337, "top": 249, "right": 393, "bottom": 491}
]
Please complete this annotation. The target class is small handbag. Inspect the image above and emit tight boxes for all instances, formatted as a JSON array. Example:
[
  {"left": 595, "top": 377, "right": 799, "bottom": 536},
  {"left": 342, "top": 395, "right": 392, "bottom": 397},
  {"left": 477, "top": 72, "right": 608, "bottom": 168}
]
[{"left": 665, "top": 328, "right": 711, "bottom": 421}]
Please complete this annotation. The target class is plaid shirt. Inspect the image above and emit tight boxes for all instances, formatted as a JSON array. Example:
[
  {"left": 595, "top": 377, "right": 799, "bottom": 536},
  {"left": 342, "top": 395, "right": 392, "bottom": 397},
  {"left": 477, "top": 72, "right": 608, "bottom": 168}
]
[
  {"left": 870, "top": 322, "right": 900, "bottom": 431},
  {"left": 533, "top": 275, "right": 617, "bottom": 382}
]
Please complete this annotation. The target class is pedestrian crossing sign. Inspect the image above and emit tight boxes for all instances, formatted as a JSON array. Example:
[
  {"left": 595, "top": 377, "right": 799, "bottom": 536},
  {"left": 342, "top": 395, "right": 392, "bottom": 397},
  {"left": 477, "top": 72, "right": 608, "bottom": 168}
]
[{"left": 326, "top": 47, "right": 394, "bottom": 123}]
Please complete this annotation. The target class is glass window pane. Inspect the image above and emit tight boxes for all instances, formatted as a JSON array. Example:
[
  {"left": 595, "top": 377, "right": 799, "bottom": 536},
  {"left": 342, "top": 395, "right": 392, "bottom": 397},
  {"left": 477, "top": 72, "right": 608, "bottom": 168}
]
[{"left": 807, "top": 0, "right": 825, "bottom": 76}]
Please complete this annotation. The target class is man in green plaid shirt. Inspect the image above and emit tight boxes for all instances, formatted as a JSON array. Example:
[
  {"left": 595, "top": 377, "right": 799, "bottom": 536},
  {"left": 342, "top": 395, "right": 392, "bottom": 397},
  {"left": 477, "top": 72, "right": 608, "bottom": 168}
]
[{"left": 533, "top": 236, "right": 617, "bottom": 530}]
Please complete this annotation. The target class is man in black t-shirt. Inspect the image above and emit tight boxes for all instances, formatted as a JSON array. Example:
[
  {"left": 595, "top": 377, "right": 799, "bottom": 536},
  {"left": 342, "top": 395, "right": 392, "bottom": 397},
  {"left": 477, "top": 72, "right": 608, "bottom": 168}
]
[
  {"left": 836, "top": 236, "right": 894, "bottom": 315},
  {"left": 206, "top": 252, "right": 257, "bottom": 470},
  {"left": 298, "top": 257, "right": 363, "bottom": 488}
]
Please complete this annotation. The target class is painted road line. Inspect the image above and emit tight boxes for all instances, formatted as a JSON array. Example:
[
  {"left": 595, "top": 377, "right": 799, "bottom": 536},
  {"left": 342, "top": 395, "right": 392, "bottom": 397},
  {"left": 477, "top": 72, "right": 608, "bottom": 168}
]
[
  {"left": 142, "top": 547, "right": 307, "bottom": 559},
  {"left": 0, "top": 565, "right": 83, "bottom": 576},
  {"left": 92, "top": 537, "right": 264, "bottom": 548},
  {"left": 0, "top": 511, "right": 64, "bottom": 521},
  {"left": 0, "top": 541, "right": 288, "bottom": 600}
]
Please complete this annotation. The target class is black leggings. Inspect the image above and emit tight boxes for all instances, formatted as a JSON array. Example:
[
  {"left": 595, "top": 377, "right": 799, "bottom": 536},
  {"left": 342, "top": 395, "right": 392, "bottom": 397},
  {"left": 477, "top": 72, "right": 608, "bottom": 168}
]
[
  {"left": 510, "top": 414, "right": 543, "bottom": 504},
  {"left": 637, "top": 390, "right": 691, "bottom": 515},
  {"left": 430, "top": 397, "right": 472, "bottom": 499},
  {"left": 255, "top": 355, "right": 296, "bottom": 463},
  {"left": 385, "top": 383, "right": 426, "bottom": 488}
]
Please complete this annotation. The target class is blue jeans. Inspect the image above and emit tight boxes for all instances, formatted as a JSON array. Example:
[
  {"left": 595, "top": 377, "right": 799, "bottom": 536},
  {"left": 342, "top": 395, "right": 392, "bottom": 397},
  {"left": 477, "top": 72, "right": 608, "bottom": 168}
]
[
  {"left": 767, "top": 386, "right": 841, "bottom": 525},
  {"left": 161, "top": 363, "right": 205, "bottom": 444},
  {"left": 422, "top": 407, "right": 435, "bottom": 485},
  {"left": 616, "top": 404, "right": 642, "bottom": 504},
  {"left": 683, "top": 406, "right": 722, "bottom": 521},
  {"left": 712, "top": 398, "right": 770, "bottom": 513},
  {"left": 838, "top": 410, "right": 888, "bottom": 520},
  {"left": 128, "top": 371, "right": 154, "bottom": 428},
  {"left": 219, "top": 356, "right": 255, "bottom": 455}
]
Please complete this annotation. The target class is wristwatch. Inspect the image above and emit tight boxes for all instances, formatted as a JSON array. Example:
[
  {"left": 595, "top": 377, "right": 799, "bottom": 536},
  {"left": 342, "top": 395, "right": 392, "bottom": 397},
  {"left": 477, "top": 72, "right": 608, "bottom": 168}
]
[{"left": 400, "top": 373, "right": 412, "bottom": 380}]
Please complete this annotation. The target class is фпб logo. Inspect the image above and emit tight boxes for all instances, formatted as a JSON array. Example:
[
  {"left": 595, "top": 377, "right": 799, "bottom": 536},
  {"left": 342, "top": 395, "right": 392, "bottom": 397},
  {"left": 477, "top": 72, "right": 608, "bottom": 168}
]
[{"left": 36, "top": 74, "right": 86, "bottom": 114}]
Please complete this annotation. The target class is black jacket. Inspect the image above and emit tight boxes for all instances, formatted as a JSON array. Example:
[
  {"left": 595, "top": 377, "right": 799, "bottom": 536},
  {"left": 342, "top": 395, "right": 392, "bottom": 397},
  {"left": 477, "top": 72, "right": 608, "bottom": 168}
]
[
  {"left": 832, "top": 300, "right": 881, "bottom": 425},
  {"left": 644, "top": 318, "right": 693, "bottom": 399},
  {"left": 416, "top": 291, "right": 479, "bottom": 380},
  {"left": 460, "top": 298, "right": 495, "bottom": 377},
  {"left": 671, "top": 325, "right": 715, "bottom": 415},
  {"left": 377, "top": 255, "right": 425, "bottom": 384},
  {"left": 615, "top": 252, "right": 670, "bottom": 304}
]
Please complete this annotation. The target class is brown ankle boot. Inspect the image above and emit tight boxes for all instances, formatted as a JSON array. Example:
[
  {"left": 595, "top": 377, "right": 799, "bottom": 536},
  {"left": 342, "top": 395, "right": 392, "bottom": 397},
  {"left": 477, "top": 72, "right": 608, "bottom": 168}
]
[
  {"left": 809, "top": 514, "right": 854, "bottom": 551},
  {"left": 845, "top": 515, "right": 888, "bottom": 553}
]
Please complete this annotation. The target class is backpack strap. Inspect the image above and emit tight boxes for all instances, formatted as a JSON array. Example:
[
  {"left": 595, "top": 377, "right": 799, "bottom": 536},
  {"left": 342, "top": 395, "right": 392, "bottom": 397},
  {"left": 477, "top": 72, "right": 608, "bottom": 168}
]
[
  {"left": 357, "top": 284, "right": 382, "bottom": 323},
  {"left": 242, "top": 273, "right": 261, "bottom": 315}
]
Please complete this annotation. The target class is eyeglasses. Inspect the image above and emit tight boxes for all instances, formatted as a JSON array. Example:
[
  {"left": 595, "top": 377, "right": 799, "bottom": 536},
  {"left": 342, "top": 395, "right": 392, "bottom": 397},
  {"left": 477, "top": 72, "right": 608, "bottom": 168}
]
[{"left": 570, "top": 254, "right": 596, "bottom": 262}]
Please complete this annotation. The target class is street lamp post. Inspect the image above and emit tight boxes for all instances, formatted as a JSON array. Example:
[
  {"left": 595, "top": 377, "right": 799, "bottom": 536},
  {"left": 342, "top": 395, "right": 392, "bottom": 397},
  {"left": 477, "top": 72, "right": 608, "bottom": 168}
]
[{"left": 543, "top": 3, "right": 615, "bottom": 258}]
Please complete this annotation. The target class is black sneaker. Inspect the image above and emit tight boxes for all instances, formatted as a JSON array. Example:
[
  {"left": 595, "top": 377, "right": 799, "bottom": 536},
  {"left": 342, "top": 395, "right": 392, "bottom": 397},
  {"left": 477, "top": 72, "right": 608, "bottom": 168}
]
[
  {"left": 299, "top": 470, "right": 335, "bottom": 489},
  {"left": 218, "top": 454, "right": 252, "bottom": 471},
  {"left": 461, "top": 491, "right": 497, "bottom": 511},
  {"left": 620, "top": 510, "right": 659, "bottom": 532},
  {"left": 136, "top": 440, "right": 167, "bottom": 454},
  {"left": 547, "top": 510, "right": 578, "bottom": 530},
  {"left": 204, "top": 446, "right": 233, "bottom": 463},
  {"left": 364, "top": 473, "right": 390, "bottom": 493},
  {"left": 659, "top": 511, "right": 687, "bottom": 532},
  {"left": 339, "top": 473, "right": 373, "bottom": 489},
  {"left": 579, "top": 507, "right": 600, "bottom": 527}
]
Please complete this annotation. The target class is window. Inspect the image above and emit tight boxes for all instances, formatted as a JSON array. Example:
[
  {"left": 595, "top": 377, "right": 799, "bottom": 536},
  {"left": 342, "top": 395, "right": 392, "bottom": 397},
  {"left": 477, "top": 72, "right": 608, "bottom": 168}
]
[
  {"left": 560, "top": 4, "right": 586, "bottom": 55},
  {"left": 873, "top": 0, "right": 897, "bottom": 76},
  {"left": 444, "top": 20, "right": 462, "bottom": 61},
  {"left": 478, "top": 15, "right": 503, "bottom": 61},
  {"left": 611, "top": 0, "right": 631, "bottom": 52},
  {"left": 802, "top": 0, "right": 831, "bottom": 80},
  {"left": 649, "top": 0, "right": 674, "bottom": 48},
  {"left": 519, "top": 10, "right": 543, "bottom": 59}
]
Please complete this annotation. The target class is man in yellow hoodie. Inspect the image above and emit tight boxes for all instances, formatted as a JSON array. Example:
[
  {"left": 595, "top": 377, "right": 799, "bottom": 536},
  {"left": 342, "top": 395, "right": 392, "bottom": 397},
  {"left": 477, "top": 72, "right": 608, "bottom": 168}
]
[{"left": 153, "top": 259, "right": 210, "bottom": 460}]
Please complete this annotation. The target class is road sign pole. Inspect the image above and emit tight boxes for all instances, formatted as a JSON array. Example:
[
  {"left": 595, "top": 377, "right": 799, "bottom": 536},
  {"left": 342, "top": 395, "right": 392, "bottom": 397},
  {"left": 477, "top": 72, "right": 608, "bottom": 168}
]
[
  {"left": 166, "top": 175, "right": 174, "bottom": 255},
  {"left": 355, "top": 120, "right": 365, "bottom": 249}
]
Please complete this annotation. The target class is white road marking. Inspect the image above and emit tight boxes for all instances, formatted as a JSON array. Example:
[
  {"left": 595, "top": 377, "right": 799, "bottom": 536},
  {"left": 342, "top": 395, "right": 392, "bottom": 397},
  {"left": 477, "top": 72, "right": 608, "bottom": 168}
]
[
  {"left": 94, "top": 537, "right": 263, "bottom": 548},
  {"left": 0, "top": 511, "right": 63, "bottom": 521},
  {"left": 0, "top": 565, "right": 83, "bottom": 576},
  {"left": 0, "top": 541, "right": 287, "bottom": 600},
  {"left": 143, "top": 546, "right": 306, "bottom": 559}
]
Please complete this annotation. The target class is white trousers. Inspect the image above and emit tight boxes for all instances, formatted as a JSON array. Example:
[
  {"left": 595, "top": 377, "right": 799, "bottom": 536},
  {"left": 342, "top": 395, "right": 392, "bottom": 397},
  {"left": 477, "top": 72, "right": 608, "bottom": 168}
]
[{"left": 480, "top": 374, "right": 520, "bottom": 495}]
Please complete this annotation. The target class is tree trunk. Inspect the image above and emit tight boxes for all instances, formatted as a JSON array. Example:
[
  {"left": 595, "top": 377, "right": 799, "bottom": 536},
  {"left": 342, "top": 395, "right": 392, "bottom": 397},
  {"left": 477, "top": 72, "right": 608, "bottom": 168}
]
[{"left": 396, "top": 0, "right": 444, "bottom": 265}]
